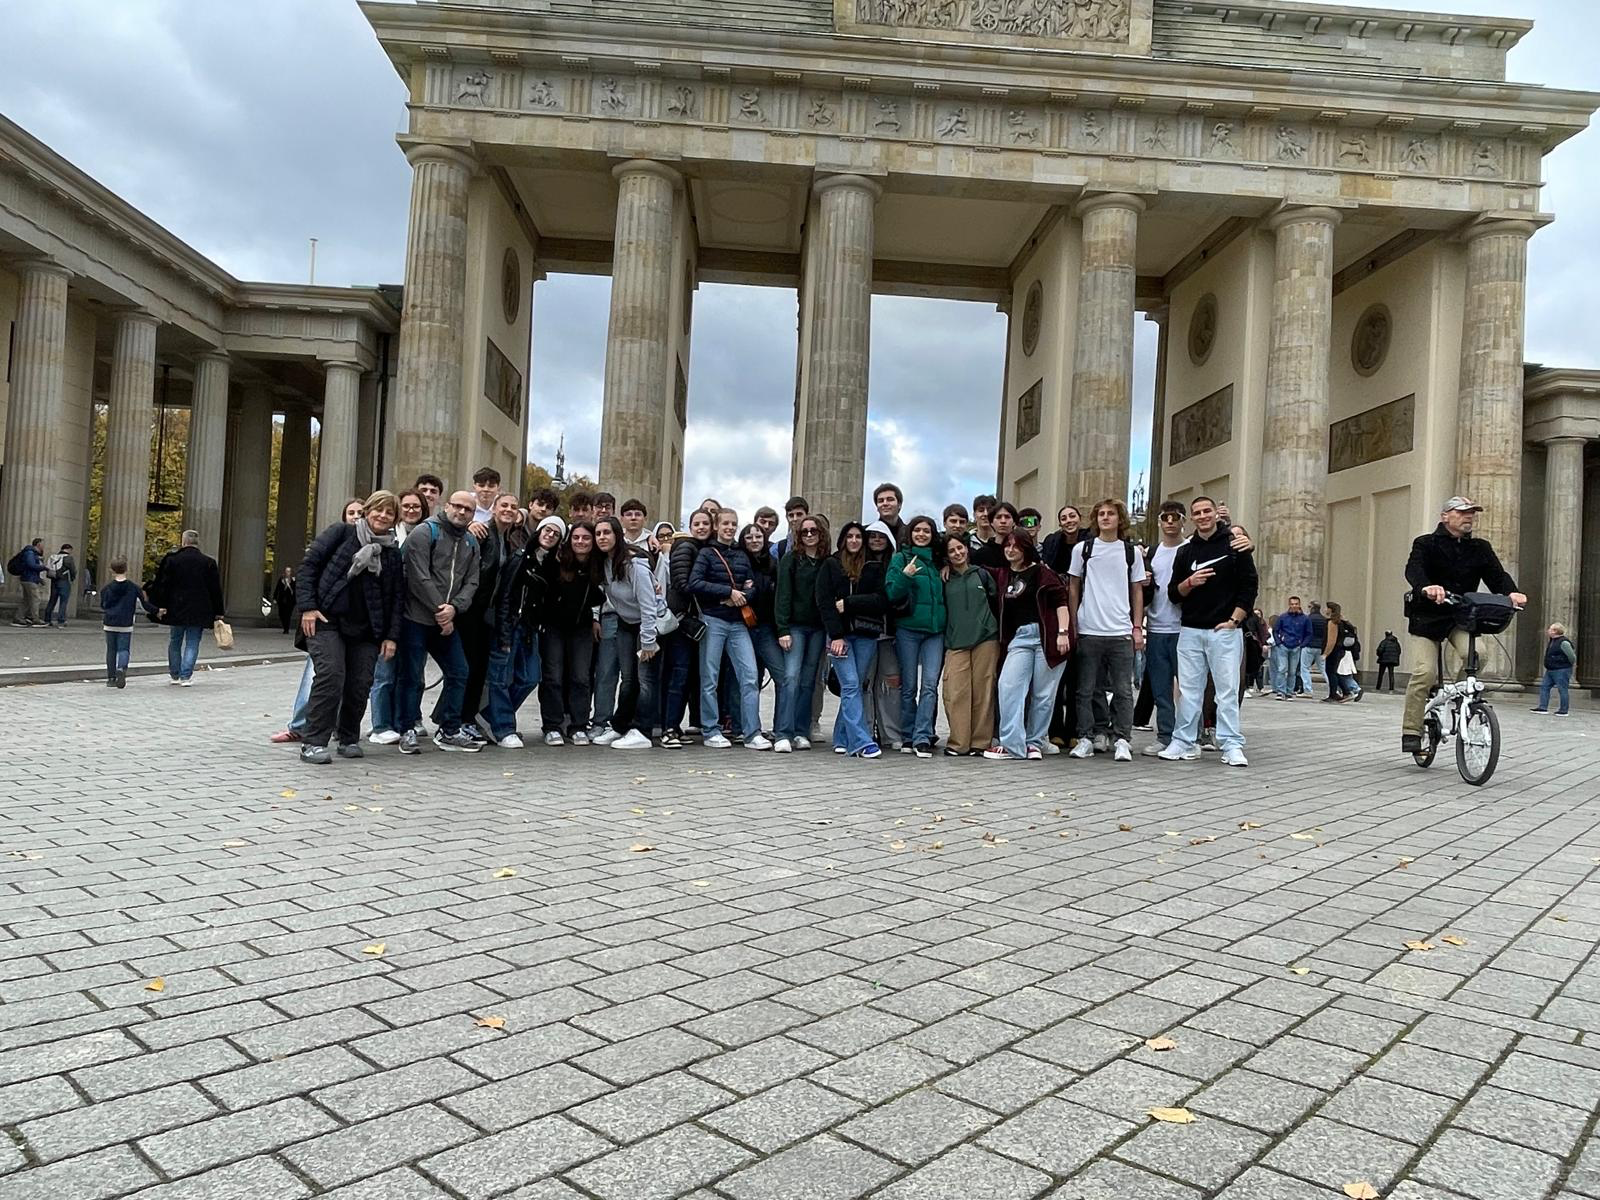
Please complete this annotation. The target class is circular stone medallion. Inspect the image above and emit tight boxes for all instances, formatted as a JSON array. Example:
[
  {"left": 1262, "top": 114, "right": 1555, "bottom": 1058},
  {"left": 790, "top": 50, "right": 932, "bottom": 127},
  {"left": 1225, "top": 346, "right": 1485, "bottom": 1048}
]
[
  {"left": 501, "top": 248, "right": 521, "bottom": 325},
  {"left": 1188, "top": 293, "right": 1218, "bottom": 366},
  {"left": 1021, "top": 280, "right": 1043, "bottom": 357},
  {"left": 1352, "top": 303, "right": 1392, "bottom": 377}
]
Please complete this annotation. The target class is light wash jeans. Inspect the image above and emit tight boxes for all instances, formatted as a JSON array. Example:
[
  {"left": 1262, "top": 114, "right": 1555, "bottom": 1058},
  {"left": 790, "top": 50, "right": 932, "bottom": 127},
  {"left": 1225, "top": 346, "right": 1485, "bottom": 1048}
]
[
  {"left": 1538, "top": 667, "right": 1572, "bottom": 714},
  {"left": 287, "top": 656, "right": 315, "bottom": 732},
  {"left": 1144, "top": 630, "right": 1181, "bottom": 743},
  {"left": 699, "top": 615, "right": 760, "bottom": 738},
  {"left": 777, "top": 626, "right": 826, "bottom": 741},
  {"left": 484, "top": 626, "right": 542, "bottom": 738},
  {"left": 592, "top": 612, "right": 622, "bottom": 730},
  {"left": 996, "top": 624, "right": 1066, "bottom": 758},
  {"left": 895, "top": 628, "right": 945, "bottom": 747},
  {"left": 1171, "top": 628, "right": 1245, "bottom": 753},
  {"left": 167, "top": 625, "right": 204, "bottom": 681},
  {"left": 368, "top": 655, "right": 396, "bottom": 734},
  {"left": 1297, "top": 645, "right": 1319, "bottom": 693},
  {"left": 1269, "top": 642, "right": 1290, "bottom": 695},
  {"left": 829, "top": 635, "right": 878, "bottom": 754},
  {"left": 750, "top": 625, "right": 786, "bottom": 736}
]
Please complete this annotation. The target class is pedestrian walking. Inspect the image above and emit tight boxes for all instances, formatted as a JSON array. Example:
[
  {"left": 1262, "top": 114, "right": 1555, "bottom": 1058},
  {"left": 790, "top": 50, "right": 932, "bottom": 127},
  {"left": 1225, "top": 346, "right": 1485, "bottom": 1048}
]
[
  {"left": 44, "top": 543, "right": 76, "bottom": 626},
  {"left": 1375, "top": 631, "right": 1402, "bottom": 692},
  {"left": 99, "top": 557, "right": 146, "bottom": 689},
  {"left": 147, "top": 531, "right": 224, "bottom": 685},
  {"left": 1532, "top": 623, "right": 1578, "bottom": 715}
]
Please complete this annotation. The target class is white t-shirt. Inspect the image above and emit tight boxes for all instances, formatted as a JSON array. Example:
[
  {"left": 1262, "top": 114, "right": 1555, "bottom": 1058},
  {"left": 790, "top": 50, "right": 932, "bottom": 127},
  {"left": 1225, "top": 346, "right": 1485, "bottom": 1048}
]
[
  {"left": 1068, "top": 537, "right": 1147, "bottom": 637},
  {"left": 1146, "top": 540, "right": 1188, "bottom": 634}
]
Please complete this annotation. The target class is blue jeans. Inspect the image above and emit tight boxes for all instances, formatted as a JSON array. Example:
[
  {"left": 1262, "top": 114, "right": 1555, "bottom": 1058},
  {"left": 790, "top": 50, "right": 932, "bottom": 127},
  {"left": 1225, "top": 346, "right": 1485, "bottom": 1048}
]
[
  {"left": 699, "top": 615, "right": 760, "bottom": 737},
  {"left": 1538, "top": 667, "right": 1572, "bottom": 713},
  {"left": 1144, "top": 630, "right": 1180, "bottom": 742},
  {"left": 368, "top": 655, "right": 396, "bottom": 734},
  {"left": 1297, "top": 645, "right": 1318, "bottom": 693},
  {"left": 895, "top": 628, "right": 946, "bottom": 747},
  {"left": 658, "top": 629, "right": 697, "bottom": 732},
  {"left": 484, "top": 626, "right": 542, "bottom": 738},
  {"left": 1172, "top": 628, "right": 1244, "bottom": 752},
  {"left": 996, "top": 624, "right": 1066, "bottom": 757},
  {"left": 105, "top": 631, "right": 131, "bottom": 679},
  {"left": 167, "top": 625, "right": 203, "bottom": 680},
  {"left": 46, "top": 580, "right": 71, "bottom": 624},
  {"left": 778, "top": 626, "right": 826, "bottom": 741},
  {"left": 288, "top": 656, "right": 315, "bottom": 733},
  {"left": 830, "top": 635, "right": 878, "bottom": 754},
  {"left": 750, "top": 625, "right": 786, "bottom": 736},
  {"left": 396, "top": 617, "right": 469, "bottom": 734},
  {"left": 1270, "top": 643, "right": 1289, "bottom": 695},
  {"left": 592, "top": 612, "right": 622, "bottom": 730}
]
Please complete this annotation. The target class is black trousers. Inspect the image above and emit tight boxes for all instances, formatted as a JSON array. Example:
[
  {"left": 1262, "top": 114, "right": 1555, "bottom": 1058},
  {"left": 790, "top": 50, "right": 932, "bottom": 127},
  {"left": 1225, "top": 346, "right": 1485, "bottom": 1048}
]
[
  {"left": 1376, "top": 664, "right": 1396, "bottom": 691},
  {"left": 539, "top": 627, "right": 595, "bottom": 733},
  {"left": 445, "top": 612, "right": 493, "bottom": 727},
  {"left": 304, "top": 629, "right": 381, "bottom": 748}
]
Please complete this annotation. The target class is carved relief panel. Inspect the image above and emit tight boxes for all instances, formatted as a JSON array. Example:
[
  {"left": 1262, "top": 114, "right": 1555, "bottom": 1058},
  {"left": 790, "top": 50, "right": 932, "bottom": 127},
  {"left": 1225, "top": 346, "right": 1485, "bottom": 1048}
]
[
  {"left": 1329, "top": 394, "right": 1414, "bottom": 473},
  {"left": 1170, "top": 384, "right": 1233, "bottom": 465},
  {"left": 837, "top": 0, "right": 1153, "bottom": 54}
]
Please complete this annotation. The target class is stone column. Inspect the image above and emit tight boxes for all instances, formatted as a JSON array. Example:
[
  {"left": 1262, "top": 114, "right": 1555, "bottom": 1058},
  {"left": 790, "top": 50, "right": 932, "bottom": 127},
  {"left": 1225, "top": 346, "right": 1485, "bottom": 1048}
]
[
  {"left": 316, "top": 360, "right": 362, "bottom": 529},
  {"left": 0, "top": 259, "right": 71, "bottom": 602},
  {"left": 1542, "top": 436, "right": 1585, "bottom": 645},
  {"left": 224, "top": 391, "right": 274, "bottom": 620},
  {"left": 1257, "top": 205, "right": 1341, "bottom": 611},
  {"left": 185, "top": 351, "right": 230, "bottom": 553},
  {"left": 390, "top": 143, "right": 475, "bottom": 490},
  {"left": 598, "top": 160, "right": 681, "bottom": 518},
  {"left": 1066, "top": 193, "right": 1145, "bottom": 507},
  {"left": 100, "top": 309, "right": 160, "bottom": 576},
  {"left": 796, "top": 174, "right": 880, "bottom": 531},
  {"left": 276, "top": 407, "right": 312, "bottom": 573},
  {"left": 1147, "top": 303, "right": 1171, "bottom": 507},
  {"left": 353, "top": 372, "right": 379, "bottom": 496}
]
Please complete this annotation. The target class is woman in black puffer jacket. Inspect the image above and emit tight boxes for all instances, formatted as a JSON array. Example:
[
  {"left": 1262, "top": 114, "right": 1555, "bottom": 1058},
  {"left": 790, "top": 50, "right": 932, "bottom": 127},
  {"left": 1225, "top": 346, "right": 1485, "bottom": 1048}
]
[{"left": 658, "top": 509, "right": 713, "bottom": 747}]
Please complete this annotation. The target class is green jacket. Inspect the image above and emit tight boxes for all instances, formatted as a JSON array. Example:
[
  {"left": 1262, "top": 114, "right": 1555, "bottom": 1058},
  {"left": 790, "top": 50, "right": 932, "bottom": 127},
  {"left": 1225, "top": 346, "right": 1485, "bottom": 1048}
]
[
  {"left": 884, "top": 545, "right": 947, "bottom": 635},
  {"left": 775, "top": 551, "right": 825, "bottom": 635},
  {"left": 943, "top": 564, "right": 998, "bottom": 649}
]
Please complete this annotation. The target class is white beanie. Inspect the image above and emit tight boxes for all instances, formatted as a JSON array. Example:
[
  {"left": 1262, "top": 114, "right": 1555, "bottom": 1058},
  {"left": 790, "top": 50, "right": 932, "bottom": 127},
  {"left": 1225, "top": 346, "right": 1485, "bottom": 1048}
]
[{"left": 537, "top": 515, "right": 568, "bottom": 540}]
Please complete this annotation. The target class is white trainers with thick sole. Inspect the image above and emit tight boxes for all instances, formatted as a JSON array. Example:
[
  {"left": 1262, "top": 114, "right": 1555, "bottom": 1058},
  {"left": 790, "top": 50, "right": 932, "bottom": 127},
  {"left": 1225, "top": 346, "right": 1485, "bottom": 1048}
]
[
  {"left": 497, "top": 733, "right": 525, "bottom": 749},
  {"left": 793, "top": 736, "right": 811, "bottom": 751},
  {"left": 592, "top": 728, "right": 622, "bottom": 746},
  {"left": 613, "top": 730, "right": 652, "bottom": 750},
  {"left": 367, "top": 729, "right": 401, "bottom": 746},
  {"left": 772, "top": 738, "right": 793, "bottom": 753},
  {"left": 1221, "top": 747, "right": 1250, "bottom": 767},
  {"left": 745, "top": 734, "right": 773, "bottom": 751},
  {"left": 1157, "top": 743, "right": 1201, "bottom": 761},
  {"left": 1140, "top": 741, "right": 1167, "bottom": 757},
  {"left": 543, "top": 730, "right": 564, "bottom": 746},
  {"left": 1113, "top": 739, "right": 1133, "bottom": 762},
  {"left": 704, "top": 733, "right": 732, "bottom": 749},
  {"left": 1068, "top": 740, "right": 1094, "bottom": 760}
]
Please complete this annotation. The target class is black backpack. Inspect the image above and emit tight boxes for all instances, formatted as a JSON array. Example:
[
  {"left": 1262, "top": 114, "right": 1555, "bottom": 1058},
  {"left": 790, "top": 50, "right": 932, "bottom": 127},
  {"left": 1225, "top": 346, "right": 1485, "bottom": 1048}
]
[
  {"left": 5, "top": 549, "right": 26, "bottom": 577},
  {"left": 1079, "top": 537, "right": 1138, "bottom": 605}
]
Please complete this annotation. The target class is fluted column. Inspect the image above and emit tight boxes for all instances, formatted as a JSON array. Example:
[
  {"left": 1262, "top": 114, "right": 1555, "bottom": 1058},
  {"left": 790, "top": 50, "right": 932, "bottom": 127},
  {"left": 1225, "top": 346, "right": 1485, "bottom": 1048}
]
[
  {"left": 100, "top": 309, "right": 160, "bottom": 576},
  {"left": 1543, "top": 437, "right": 1585, "bottom": 646},
  {"left": 0, "top": 259, "right": 71, "bottom": 602},
  {"left": 224, "top": 391, "right": 274, "bottom": 620},
  {"left": 1147, "top": 302, "right": 1171, "bottom": 508},
  {"left": 353, "top": 372, "right": 379, "bottom": 496},
  {"left": 597, "top": 160, "right": 681, "bottom": 518},
  {"left": 316, "top": 360, "right": 362, "bottom": 529},
  {"left": 797, "top": 174, "right": 881, "bottom": 531},
  {"left": 184, "top": 351, "right": 230, "bottom": 553},
  {"left": 1066, "top": 193, "right": 1145, "bottom": 507},
  {"left": 390, "top": 143, "right": 475, "bottom": 489},
  {"left": 1257, "top": 205, "right": 1341, "bottom": 611},
  {"left": 277, "top": 407, "right": 312, "bottom": 573}
]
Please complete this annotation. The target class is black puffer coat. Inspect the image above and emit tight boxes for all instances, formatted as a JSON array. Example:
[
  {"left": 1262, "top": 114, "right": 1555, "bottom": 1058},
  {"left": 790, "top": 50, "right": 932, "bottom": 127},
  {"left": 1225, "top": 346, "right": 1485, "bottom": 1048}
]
[{"left": 295, "top": 522, "right": 403, "bottom": 642}]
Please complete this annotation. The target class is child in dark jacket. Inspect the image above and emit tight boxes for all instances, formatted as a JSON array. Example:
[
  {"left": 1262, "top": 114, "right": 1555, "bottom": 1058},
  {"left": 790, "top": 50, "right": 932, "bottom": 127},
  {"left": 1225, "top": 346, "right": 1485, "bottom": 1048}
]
[{"left": 99, "top": 556, "right": 146, "bottom": 689}]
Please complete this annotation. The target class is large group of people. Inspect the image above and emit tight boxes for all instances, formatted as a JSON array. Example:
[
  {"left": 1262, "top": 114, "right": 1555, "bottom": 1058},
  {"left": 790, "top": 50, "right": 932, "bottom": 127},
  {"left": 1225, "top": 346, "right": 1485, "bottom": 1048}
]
[{"left": 265, "top": 469, "right": 1278, "bottom": 768}]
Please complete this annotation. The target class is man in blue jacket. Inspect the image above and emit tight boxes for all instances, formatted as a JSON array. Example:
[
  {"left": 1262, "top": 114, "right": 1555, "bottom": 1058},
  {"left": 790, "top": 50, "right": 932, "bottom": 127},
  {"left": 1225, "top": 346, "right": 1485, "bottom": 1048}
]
[
  {"left": 11, "top": 539, "right": 47, "bottom": 627},
  {"left": 1270, "top": 596, "right": 1314, "bottom": 699}
]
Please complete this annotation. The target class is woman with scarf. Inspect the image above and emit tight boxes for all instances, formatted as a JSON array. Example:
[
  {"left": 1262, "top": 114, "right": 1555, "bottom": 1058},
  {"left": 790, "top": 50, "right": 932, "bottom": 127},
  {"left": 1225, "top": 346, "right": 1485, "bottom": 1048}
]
[
  {"left": 270, "top": 497, "right": 364, "bottom": 746},
  {"left": 293, "top": 491, "right": 404, "bottom": 765},
  {"left": 366, "top": 489, "right": 430, "bottom": 746}
]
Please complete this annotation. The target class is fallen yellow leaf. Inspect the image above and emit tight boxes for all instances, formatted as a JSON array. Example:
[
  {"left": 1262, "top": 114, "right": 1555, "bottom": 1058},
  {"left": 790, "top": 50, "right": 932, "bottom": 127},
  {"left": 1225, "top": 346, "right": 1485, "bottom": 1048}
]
[
  {"left": 1290, "top": 966, "right": 1311, "bottom": 975},
  {"left": 1404, "top": 940, "right": 1434, "bottom": 952},
  {"left": 280, "top": 789, "right": 297, "bottom": 798},
  {"left": 1343, "top": 1183, "right": 1381, "bottom": 1200},
  {"left": 660, "top": 810, "right": 673, "bottom": 816},
  {"left": 1290, "top": 832, "right": 1316, "bottom": 841},
  {"left": 1147, "top": 1107, "right": 1195, "bottom": 1124},
  {"left": 630, "top": 843, "right": 656, "bottom": 853},
  {"left": 1398, "top": 856, "right": 1415, "bottom": 866},
  {"left": 1239, "top": 821, "right": 1262, "bottom": 831},
  {"left": 926, "top": 840, "right": 944, "bottom": 851},
  {"left": 1189, "top": 836, "right": 1216, "bottom": 846},
  {"left": 343, "top": 805, "right": 360, "bottom": 813},
  {"left": 493, "top": 868, "right": 517, "bottom": 879},
  {"left": 222, "top": 839, "right": 248, "bottom": 848},
  {"left": 1118, "top": 823, "right": 1134, "bottom": 832},
  {"left": 144, "top": 978, "right": 165, "bottom": 992},
  {"left": 690, "top": 880, "right": 711, "bottom": 887},
  {"left": 1145, "top": 1036, "right": 1177, "bottom": 1051},
  {"left": 630, "top": 807, "right": 646, "bottom": 815},
  {"left": 362, "top": 942, "right": 386, "bottom": 956},
  {"left": 367, "top": 806, "right": 382, "bottom": 813},
  {"left": 889, "top": 841, "right": 907, "bottom": 851},
  {"left": 1441, "top": 934, "right": 1467, "bottom": 947},
  {"left": 474, "top": 1015, "right": 506, "bottom": 1030},
  {"left": 1553, "top": 914, "right": 1570, "bottom": 923}
]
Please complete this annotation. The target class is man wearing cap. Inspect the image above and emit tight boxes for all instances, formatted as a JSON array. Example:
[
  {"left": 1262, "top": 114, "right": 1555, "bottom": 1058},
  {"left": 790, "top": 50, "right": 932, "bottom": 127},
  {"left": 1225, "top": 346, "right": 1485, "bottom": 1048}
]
[{"left": 1400, "top": 497, "right": 1525, "bottom": 754}]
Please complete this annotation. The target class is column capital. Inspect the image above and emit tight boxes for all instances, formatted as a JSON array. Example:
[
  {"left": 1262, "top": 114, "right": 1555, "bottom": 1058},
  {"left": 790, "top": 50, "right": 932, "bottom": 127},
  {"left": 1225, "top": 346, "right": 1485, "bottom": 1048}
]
[
  {"left": 111, "top": 307, "right": 160, "bottom": 330},
  {"left": 612, "top": 158, "right": 682, "bottom": 187},
  {"left": 1074, "top": 191, "right": 1147, "bottom": 219},
  {"left": 194, "top": 348, "right": 231, "bottom": 366},
  {"left": 16, "top": 256, "right": 71, "bottom": 283},
  {"left": 319, "top": 356, "right": 364, "bottom": 373},
  {"left": 813, "top": 173, "right": 883, "bottom": 203},
  {"left": 1460, "top": 216, "right": 1539, "bottom": 245},
  {"left": 1265, "top": 204, "right": 1344, "bottom": 234},
  {"left": 401, "top": 140, "right": 478, "bottom": 174},
  {"left": 1540, "top": 433, "right": 1591, "bottom": 448}
]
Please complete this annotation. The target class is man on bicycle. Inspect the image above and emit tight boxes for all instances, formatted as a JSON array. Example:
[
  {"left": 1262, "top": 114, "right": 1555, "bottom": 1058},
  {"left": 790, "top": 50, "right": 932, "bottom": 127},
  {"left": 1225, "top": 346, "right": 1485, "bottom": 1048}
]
[{"left": 1401, "top": 496, "right": 1525, "bottom": 754}]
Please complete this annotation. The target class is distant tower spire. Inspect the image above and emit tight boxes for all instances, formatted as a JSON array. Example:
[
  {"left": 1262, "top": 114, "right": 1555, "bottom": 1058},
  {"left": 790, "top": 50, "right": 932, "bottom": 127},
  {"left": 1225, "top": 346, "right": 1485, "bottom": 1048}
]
[{"left": 554, "top": 433, "right": 567, "bottom": 486}]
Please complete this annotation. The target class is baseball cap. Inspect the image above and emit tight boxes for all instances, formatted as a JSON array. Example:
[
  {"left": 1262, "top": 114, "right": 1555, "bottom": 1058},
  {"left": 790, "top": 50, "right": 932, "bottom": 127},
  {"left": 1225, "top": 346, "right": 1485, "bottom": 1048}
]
[{"left": 1441, "top": 496, "right": 1482, "bottom": 513}]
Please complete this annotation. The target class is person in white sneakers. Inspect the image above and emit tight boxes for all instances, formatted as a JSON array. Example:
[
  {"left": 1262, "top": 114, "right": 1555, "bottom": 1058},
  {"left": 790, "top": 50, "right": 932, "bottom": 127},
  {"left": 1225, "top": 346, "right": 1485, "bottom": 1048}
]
[
  {"left": 1140, "top": 500, "right": 1188, "bottom": 757},
  {"left": 1066, "top": 499, "right": 1146, "bottom": 764},
  {"left": 1159, "top": 496, "right": 1258, "bottom": 767}
]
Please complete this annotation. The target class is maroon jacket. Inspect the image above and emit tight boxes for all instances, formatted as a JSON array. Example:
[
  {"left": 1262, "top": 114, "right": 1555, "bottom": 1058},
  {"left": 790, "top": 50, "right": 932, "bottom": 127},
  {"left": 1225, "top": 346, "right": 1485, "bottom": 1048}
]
[{"left": 994, "top": 563, "right": 1074, "bottom": 667}]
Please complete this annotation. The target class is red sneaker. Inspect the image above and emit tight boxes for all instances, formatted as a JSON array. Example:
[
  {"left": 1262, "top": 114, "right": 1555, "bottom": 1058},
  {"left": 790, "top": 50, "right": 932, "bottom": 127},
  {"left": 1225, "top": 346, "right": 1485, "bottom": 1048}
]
[{"left": 268, "top": 729, "right": 301, "bottom": 744}]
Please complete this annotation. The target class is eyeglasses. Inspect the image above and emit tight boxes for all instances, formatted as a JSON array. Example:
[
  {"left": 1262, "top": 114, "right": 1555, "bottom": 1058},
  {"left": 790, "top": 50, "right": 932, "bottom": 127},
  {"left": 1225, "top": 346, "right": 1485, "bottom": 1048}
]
[{"left": 446, "top": 502, "right": 473, "bottom": 512}]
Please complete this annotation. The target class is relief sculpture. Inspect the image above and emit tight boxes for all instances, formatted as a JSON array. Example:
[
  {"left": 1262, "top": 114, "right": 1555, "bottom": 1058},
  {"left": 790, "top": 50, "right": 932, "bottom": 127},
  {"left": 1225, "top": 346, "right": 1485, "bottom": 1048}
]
[
  {"left": 852, "top": 0, "right": 1131, "bottom": 42},
  {"left": 1169, "top": 385, "right": 1233, "bottom": 465},
  {"left": 1329, "top": 394, "right": 1415, "bottom": 474}
]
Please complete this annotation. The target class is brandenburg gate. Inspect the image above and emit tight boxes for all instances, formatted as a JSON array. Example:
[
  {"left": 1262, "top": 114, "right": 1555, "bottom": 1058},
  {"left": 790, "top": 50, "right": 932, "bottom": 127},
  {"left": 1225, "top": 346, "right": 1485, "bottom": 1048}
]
[{"left": 362, "top": 0, "right": 1596, "bottom": 650}]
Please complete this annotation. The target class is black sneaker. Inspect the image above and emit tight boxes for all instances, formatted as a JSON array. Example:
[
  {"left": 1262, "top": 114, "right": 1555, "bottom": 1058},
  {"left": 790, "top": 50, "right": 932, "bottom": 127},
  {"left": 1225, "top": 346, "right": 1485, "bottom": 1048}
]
[
  {"left": 399, "top": 729, "right": 421, "bottom": 755},
  {"left": 661, "top": 730, "right": 683, "bottom": 749},
  {"left": 1401, "top": 734, "right": 1422, "bottom": 754},
  {"left": 914, "top": 744, "right": 933, "bottom": 759},
  {"left": 299, "top": 744, "right": 333, "bottom": 765},
  {"left": 106, "top": 678, "right": 116, "bottom": 688},
  {"left": 337, "top": 743, "right": 364, "bottom": 760},
  {"left": 944, "top": 746, "right": 964, "bottom": 757},
  {"left": 434, "top": 729, "right": 482, "bottom": 753},
  {"left": 115, "top": 670, "right": 126, "bottom": 689}
]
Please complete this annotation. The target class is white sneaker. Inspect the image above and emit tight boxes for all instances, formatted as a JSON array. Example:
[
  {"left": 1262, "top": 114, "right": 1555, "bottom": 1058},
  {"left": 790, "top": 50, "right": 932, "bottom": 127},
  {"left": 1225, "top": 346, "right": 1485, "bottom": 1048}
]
[
  {"left": 745, "top": 734, "right": 773, "bottom": 751},
  {"left": 543, "top": 731, "right": 564, "bottom": 746},
  {"left": 179, "top": 679, "right": 194, "bottom": 687},
  {"left": 808, "top": 724, "right": 824, "bottom": 742},
  {"left": 498, "top": 732, "right": 525, "bottom": 749},
  {"left": 773, "top": 738, "right": 793, "bottom": 754},
  {"left": 1093, "top": 733, "right": 1111, "bottom": 754},
  {"left": 1042, "top": 742, "right": 1061, "bottom": 755},
  {"left": 793, "top": 736, "right": 811, "bottom": 751},
  {"left": 1141, "top": 740, "right": 1167, "bottom": 757},
  {"left": 704, "top": 732, "right": 732, "bottom": 749},
  {"left": 1158, "top": 742, "right": 1201, "bottom": 761},
  {"left": 1069, "top": 740, "right": 1094, "bottom": 759},
  {"left": 570, "top": 730, "right": 590, "bottom": 746},
  {"left": 613, "top": 729, "right": 652, "bottom": 750},
  {"left": 592, "top": 728, "right": 622, "bottom": 746},
  {"left": 1221, "top": 747, "right": 1249, "bottom": 767},
  {"left": 1113, "top": 739, "right": 1132, "bottom": 762},
  {"left": 367, "top": 729, "right": 401, "bottom": 746}
]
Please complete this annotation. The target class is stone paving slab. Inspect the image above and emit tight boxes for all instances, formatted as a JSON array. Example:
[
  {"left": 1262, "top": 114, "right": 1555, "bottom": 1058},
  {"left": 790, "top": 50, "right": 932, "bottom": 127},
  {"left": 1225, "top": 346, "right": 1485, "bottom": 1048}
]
[{"left": 2, "top": 664, "right": 1600, "bottom": 1198}]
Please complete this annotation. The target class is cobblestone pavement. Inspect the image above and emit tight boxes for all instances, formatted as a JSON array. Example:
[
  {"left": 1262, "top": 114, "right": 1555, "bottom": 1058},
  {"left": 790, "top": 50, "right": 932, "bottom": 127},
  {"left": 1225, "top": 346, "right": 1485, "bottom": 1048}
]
[{"left": 3, "top": 664, "right": 1599, "bottom": 1200}]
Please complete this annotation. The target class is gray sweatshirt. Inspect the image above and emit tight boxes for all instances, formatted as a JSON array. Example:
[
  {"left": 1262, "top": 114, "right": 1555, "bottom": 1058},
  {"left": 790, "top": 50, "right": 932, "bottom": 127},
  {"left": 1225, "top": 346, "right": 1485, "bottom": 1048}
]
[
  {"left": 600, "top": 556, "right": 661, "bottom": 649},
  {"left": 403, "top": 519, "right": 480, "bottom": 626}
]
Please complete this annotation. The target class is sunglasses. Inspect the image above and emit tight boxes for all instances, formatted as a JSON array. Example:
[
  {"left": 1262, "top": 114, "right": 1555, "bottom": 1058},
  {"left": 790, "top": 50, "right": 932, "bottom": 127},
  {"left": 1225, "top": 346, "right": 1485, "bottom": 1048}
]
[
  {"left": 800, "top": 528, "right": 820, "bottom": 537},
  {"left": 1159, "top": 513, "right": 1182, "bottom": 522},
  {"left": 1019, "top": 517, "right": 1040, "bottom": 528}
]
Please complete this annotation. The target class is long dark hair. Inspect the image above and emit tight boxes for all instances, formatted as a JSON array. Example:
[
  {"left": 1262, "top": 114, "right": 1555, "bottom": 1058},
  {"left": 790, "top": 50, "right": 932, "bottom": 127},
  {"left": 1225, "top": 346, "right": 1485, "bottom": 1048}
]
[
  {"left": 836, "top": 520, "right": 867, "bottom": 582},
  {"left": 558, "top": 520, "right": 603, "bottom": 584},
  {"left": 796, "top": 513, "right": 830, "bottom": 559},
  {"left": 740, "top": 524, "right": 775, "bottom": 579},
  {"left": 594, "top": 515, "right": 633, "bottom": 582},
  {"left": 905, "top": 515, "right": 945, "bottom": 569}
]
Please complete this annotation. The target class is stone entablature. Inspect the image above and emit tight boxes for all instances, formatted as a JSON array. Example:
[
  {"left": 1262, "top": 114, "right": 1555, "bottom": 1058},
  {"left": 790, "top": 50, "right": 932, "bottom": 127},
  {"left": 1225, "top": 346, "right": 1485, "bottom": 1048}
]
[
  {"left": 836, "top": 0, "right": 1154, "bottom": 56},
  {"left": 226, "top": 285, "right": 396, "bottom": 372}
]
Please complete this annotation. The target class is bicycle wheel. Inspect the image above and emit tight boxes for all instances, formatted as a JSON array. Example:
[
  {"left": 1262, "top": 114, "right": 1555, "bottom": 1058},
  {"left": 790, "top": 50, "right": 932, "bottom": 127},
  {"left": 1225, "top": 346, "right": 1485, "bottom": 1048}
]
[
  {"left": 1456, "top": 700, "right": 1500, "bottom": 786},
  {"left": 1413, "top": 717, "right": 1441, "bottom": 768}
]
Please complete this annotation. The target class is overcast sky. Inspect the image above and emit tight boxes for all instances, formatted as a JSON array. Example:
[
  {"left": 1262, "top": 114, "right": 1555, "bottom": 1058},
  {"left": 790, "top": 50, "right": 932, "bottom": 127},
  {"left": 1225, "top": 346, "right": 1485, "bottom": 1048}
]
[{"left": 2, "top": 0, "right": 1594, "bottom": 525}]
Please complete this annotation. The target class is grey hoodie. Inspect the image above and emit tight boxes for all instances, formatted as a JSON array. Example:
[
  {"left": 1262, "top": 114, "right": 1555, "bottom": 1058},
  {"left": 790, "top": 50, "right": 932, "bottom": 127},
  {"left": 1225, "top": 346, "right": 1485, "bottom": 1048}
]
[
  {"left": 600, "top": 556, "right": 662, "bottom": 649},
  {"left": 403, "top": 518, "right": 481, "bottom": 626}
]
